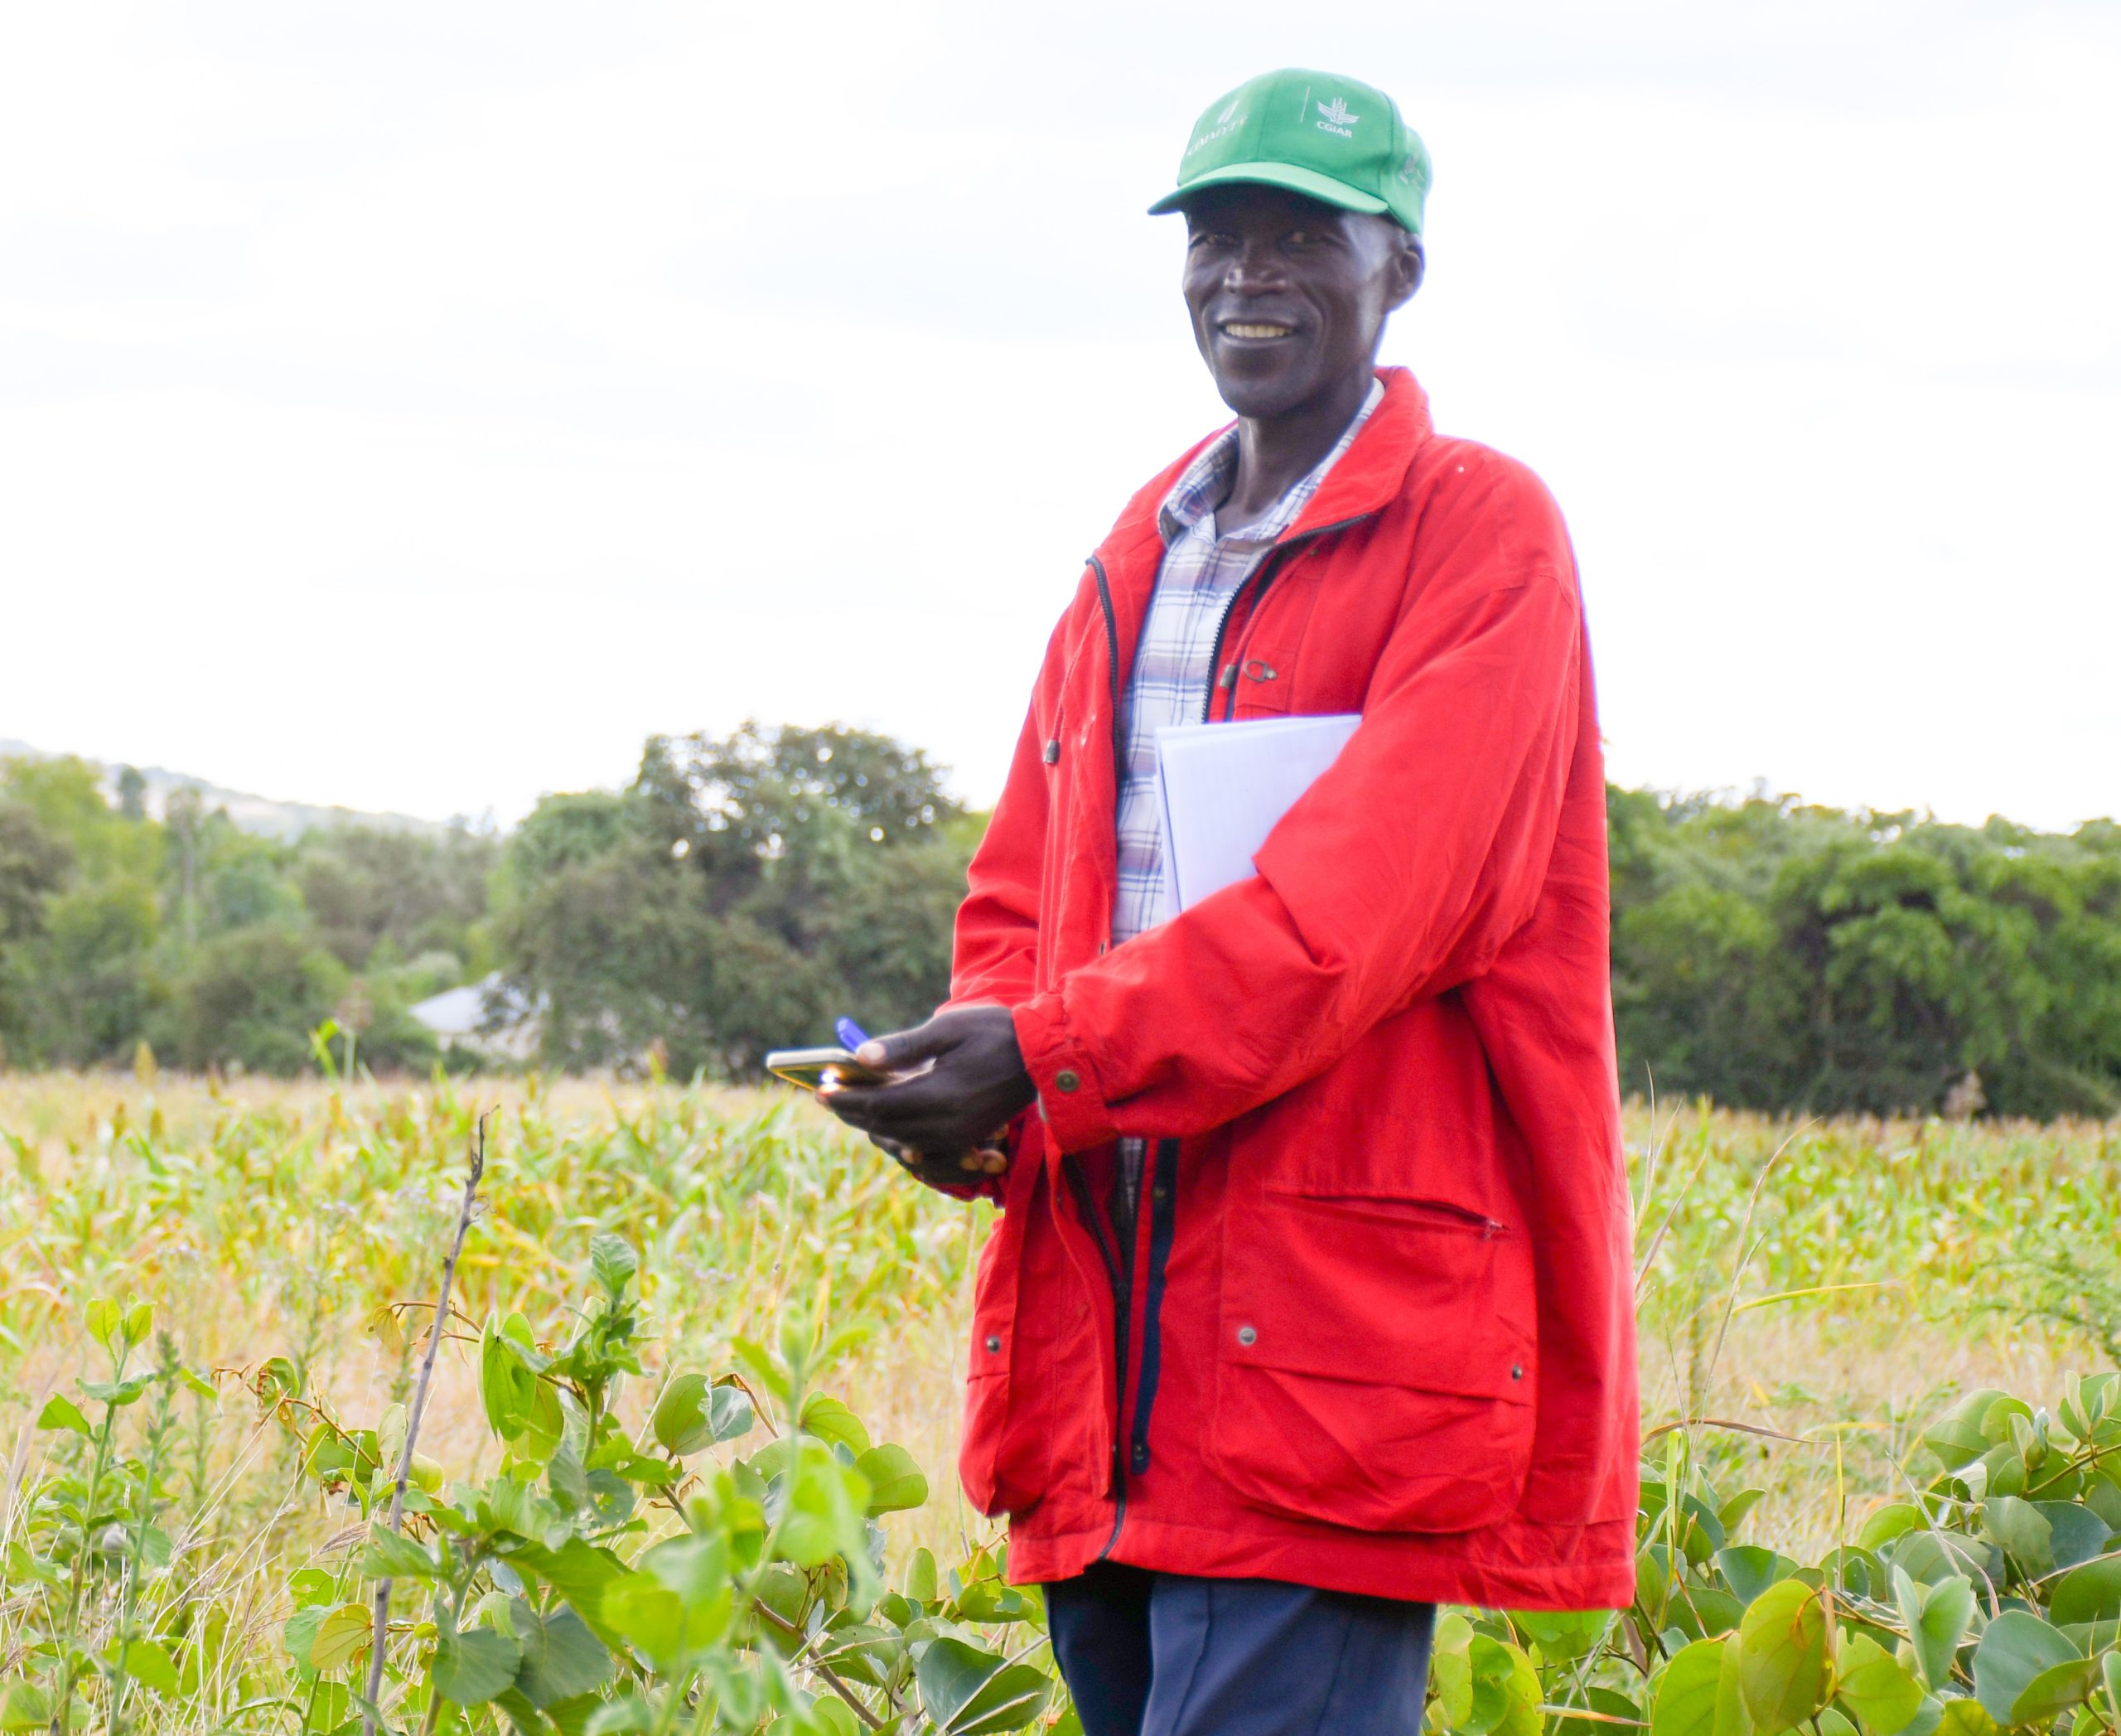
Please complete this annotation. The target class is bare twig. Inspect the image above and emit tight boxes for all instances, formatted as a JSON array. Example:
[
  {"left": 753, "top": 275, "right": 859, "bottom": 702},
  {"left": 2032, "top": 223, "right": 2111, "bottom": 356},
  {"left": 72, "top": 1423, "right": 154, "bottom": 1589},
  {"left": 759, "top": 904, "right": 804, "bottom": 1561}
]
[
  {"left": 751, "top": 1596, "right": 887, "bottom": 1730},
  {"left": 361, "top": 1111, "right": 489, "bottom": 1736}
]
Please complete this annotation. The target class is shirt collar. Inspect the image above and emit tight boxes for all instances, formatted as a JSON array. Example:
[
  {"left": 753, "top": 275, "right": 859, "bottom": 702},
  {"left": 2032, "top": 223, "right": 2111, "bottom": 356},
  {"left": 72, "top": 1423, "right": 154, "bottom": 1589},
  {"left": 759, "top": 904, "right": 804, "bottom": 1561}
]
[{"left": 1157, "top": 375, "right": 1384, "bottom": 548}]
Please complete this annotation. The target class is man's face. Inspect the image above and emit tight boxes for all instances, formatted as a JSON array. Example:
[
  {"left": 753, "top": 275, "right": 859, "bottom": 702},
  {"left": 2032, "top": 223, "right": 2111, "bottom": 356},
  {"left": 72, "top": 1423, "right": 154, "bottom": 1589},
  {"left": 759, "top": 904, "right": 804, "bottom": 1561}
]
[{"left": 1180, "top": 185, "right": 1422, "bottom": 420}]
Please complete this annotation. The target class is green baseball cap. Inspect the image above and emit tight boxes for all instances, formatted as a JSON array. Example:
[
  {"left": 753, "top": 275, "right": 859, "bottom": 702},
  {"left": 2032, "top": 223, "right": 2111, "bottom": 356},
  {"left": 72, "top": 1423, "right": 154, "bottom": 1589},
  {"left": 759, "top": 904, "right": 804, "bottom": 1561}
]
[{"left": 1147, "top": 68, "right": 1432, "bottom": 235}]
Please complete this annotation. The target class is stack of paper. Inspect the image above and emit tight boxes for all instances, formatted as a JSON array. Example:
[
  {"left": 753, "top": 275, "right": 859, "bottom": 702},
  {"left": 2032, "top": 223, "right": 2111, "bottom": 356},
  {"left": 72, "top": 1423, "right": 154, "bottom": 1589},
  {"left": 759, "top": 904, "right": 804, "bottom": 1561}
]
[{"left": 1152, "top": 713, "right": 1362, "bottom": 922}]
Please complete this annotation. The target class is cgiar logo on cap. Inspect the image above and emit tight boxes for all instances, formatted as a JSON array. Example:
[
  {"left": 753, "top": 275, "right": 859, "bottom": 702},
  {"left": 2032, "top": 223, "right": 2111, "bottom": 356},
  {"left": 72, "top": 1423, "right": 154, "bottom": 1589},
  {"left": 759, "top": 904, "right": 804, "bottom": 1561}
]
[
  {"left": 1315, "top": 96, "right": 1359, "bottom": 137},
  {"left": 1218, "top": 97, "right": 1242, "bottom": 124}
]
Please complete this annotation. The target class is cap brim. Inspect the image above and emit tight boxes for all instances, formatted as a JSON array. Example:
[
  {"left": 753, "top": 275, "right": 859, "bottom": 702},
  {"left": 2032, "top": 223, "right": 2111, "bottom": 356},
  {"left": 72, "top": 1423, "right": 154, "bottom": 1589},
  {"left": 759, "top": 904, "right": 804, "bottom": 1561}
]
[{"left": 1147, "top": 161, "right": 1392, "bottom": 218}]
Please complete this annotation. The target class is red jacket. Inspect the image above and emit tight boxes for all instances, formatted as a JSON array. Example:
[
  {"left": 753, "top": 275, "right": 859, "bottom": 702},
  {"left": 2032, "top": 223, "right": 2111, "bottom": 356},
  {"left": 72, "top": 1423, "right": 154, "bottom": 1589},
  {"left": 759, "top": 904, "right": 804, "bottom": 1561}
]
[{"left": 945, "top": 367, "right": 1638, "bottom": 1608}]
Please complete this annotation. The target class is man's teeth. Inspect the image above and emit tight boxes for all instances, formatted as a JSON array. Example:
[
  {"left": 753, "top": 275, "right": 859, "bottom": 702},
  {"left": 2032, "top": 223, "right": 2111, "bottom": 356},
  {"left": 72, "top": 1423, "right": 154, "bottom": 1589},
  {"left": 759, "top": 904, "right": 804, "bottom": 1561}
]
[{"left": 1222, "top": 322, "right": 1293, "bottom": 339}]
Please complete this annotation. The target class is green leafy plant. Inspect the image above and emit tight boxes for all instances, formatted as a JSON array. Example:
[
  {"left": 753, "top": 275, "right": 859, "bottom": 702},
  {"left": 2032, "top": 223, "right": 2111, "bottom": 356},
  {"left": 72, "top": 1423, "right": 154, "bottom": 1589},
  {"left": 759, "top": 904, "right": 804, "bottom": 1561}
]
[
  {"left": 1442, "top": 1376, "right": 2121, "bottom": 1736},
  {"left": 244, "top": 1229, "right": 1057, "bottom": 1735},
  {"left": 1, "top": 1301, "right": 214, "bottom": 1734}
]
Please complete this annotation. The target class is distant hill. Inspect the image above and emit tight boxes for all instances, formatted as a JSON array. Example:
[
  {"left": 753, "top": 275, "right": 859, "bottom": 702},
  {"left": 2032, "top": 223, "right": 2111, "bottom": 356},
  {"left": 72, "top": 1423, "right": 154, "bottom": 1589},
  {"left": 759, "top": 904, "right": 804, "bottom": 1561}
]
[{"left": 0, "top": 737, "right": 452, "bottom": 841}]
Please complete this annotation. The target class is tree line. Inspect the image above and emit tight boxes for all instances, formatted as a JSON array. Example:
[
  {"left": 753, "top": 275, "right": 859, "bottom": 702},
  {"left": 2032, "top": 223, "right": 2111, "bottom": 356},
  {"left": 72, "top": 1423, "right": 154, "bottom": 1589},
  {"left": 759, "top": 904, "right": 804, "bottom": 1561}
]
[{"left": 2, "top": 730, "right": 2117, "bottom": 1118}]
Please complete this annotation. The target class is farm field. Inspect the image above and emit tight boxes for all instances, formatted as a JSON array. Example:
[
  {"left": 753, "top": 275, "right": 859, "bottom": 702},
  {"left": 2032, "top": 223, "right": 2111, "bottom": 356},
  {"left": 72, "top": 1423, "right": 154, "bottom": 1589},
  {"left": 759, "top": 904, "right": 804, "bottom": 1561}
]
[{"left": 2, "top": 1073, "right": 2118, "bottom": 1733}]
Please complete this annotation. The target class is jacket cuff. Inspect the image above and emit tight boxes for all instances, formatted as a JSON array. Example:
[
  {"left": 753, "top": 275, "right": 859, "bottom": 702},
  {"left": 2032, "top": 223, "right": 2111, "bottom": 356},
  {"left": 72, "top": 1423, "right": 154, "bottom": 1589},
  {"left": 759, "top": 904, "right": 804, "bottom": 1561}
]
[{"left": 1011, "top": 994, "right": 1118, "bottom": 1153}]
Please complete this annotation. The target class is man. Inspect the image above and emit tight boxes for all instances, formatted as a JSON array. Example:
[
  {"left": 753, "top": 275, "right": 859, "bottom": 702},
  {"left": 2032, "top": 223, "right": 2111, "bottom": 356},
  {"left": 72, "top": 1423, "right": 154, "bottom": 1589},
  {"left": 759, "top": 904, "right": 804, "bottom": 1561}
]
[{"left": 822, "top": 67, "right": 1638, "bottom": 1736}]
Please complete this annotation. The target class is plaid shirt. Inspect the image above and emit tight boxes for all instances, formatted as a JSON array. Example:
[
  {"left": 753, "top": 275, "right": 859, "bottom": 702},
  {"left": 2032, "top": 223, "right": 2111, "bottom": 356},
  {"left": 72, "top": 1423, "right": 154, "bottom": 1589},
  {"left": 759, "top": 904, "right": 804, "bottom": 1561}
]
[
  {"left": 1104, "top": 379, "right": 1379, "bottom": 1229},
  {"left": 1110, "top": 377, "right": 1382, "bottom": 946}
]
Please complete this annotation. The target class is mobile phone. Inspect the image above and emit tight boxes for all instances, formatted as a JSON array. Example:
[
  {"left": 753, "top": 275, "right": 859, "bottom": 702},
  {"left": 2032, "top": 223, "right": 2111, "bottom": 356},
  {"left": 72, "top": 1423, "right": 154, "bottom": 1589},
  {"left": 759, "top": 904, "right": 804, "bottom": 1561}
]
[{"left": 764, "top": 1047, "right": 894, "bottom": 1091}]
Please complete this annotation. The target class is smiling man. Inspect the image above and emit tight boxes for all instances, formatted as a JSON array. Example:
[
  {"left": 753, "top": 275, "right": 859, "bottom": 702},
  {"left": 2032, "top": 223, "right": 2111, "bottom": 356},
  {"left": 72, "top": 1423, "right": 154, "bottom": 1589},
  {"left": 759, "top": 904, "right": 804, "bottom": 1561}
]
[{"left": 820, "top": 68, "right": 1639, "bottom": 1735}]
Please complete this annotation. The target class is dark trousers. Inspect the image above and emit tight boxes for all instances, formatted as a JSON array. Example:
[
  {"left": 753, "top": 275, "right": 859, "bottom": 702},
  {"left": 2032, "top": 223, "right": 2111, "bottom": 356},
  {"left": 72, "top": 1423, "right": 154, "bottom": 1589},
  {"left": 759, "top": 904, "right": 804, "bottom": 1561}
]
[{"left": 1044, "top": 1561, "right": 1436, "bottom": 1736}]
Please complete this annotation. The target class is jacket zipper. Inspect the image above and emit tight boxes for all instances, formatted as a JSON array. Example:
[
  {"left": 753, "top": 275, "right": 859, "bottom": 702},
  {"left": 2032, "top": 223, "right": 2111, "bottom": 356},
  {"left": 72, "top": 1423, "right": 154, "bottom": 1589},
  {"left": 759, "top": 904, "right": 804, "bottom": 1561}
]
[
  {"left": 1089, "top": 556, "right": 1124, "bottom": 788},
  {"left": 1079, "top": 514, "right": 1379, "bottom": 1554},
  {"left": 1085, "top": 556, "right": 1134, "bottom": 1553}
]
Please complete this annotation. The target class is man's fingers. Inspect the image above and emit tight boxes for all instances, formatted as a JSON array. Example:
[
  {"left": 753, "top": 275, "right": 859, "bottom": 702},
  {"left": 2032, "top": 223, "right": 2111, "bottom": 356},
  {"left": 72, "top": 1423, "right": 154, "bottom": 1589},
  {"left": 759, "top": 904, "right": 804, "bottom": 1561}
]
[{"left": 854, "top": 1019, "right": 949, "bottom": 1073}]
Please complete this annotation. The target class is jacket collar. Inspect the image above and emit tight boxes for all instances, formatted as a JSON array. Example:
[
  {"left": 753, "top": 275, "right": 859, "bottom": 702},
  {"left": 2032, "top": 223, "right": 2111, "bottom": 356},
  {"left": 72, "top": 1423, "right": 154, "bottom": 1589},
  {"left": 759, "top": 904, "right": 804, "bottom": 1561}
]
[{"left": 1094, "top": 366, "right": 1433, "bottom": 589}]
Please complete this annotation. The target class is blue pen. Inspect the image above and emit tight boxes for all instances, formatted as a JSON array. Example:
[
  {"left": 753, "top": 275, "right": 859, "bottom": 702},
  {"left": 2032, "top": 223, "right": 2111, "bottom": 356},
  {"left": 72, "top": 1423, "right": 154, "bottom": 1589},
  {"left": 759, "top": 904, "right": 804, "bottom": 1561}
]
[{"left": 834, "top": 1017, "right": 871, "bottom": 1052}]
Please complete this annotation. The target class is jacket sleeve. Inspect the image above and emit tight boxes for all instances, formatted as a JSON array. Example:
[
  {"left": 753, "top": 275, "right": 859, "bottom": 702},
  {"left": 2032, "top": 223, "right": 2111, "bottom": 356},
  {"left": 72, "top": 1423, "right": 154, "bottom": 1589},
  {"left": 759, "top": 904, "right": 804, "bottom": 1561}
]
[
  {"left": 1010, "top": 460, "right": 1584, "bottom": 1153},
  {"left": 943, "top": 610, "right": 1074, "bottom": 1016}
]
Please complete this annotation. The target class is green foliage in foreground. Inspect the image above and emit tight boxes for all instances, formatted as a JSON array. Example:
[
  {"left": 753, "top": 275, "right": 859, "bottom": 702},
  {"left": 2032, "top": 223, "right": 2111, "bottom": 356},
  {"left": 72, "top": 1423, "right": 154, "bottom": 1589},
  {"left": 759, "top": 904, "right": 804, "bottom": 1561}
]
[
  {"left": 7, "top": 1249, "right": 2121, "bottom": 1735},
  {"left": 4, "top": 1241, "right": 1056, "bottom": 1736}
]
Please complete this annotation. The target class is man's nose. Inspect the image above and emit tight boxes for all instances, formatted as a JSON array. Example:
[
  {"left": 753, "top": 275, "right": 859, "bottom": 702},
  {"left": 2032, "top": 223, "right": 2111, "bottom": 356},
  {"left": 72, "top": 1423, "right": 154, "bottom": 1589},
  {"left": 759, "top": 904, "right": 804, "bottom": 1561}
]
[{"left": 1224, "top": 238, "right": 1287, "bottom": 294}]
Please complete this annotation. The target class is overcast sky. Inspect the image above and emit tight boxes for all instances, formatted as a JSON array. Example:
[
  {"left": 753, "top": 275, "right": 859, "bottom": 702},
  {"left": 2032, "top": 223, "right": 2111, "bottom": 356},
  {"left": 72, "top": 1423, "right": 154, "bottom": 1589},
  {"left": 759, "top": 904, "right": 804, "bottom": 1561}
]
[{"left": 3, "top": 1, "right": 2116, "bottom": 830}]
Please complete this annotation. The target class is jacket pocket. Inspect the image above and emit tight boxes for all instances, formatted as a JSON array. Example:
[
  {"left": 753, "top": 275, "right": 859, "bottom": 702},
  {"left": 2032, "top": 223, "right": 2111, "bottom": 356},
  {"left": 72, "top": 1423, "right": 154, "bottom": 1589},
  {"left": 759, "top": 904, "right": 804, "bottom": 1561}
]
[
  {"left": 1207, "top": 1189, "right": 1537, "bottom": 1534},
  {"left": 957, "top": 1169, "right": 1055, "bottom": 1520}
]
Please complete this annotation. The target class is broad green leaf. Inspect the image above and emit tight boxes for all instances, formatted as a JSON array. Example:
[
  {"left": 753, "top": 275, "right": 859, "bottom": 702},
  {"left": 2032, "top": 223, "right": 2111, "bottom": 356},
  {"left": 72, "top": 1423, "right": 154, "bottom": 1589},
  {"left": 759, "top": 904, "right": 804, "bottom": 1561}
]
[
  {"left": 1512, "top": 1608, "right": 1611, "bottom": 1664},
  {"left": 1720, "top": 1547, "right": 1800, "bottom": 1608},
  {"left": 288, "top": 1567, "right": 336, "bottom": 1608},
  {"left": 600, "top": 1575, "right": 685, "bottom": 1673},
  {"left": 588, "top": 1234, "right": 638, "bottom": 1299},
  {"left": 1859, "top": 1506, "right": 1927, "bottom": 1551},
  {"left": 1893, "top": 1533, "right": 1999, "bottom": 1589},
  {"left": 905, "top": 1547, "right": 939, "bottom": 1605},
  {"left": 1467, "top": 1634, "right": 1543, "bottom": 1736},
  {"left": 778, "top": 1443, "right": 872, "bottom": 1568},
  {"left": 1653, "top": 1637, "right": 1727, "bottom": 1736},
  {"left": 121, "top": 1639, "right": 179, "bottom": 1695},
  {"left": 807, "top": 1700, "right": 862, "bottom": 1736},
  {"left": 434, "top": 1624, "right": 522, "bottom": 1707},
  {"left": 1893, "top": 1569, "right": 1975, "bottom": 1691},
  {"left": 1837, "top": 1632, "right": 1925, "bottom": 1736},
  {"left": 507, "top": 1538, "right": 628, "bottom": 1646},
  {"left": 2099, "top": 1653, "right": 2121, "bottom": 1728},
  {"left": 640, "top": 1531, "right": 733, "bottom": 1647},
  {"left": 855, "top": 1443, "right": 929, "bottom": 1515},
  {"left": 709, "top": 1381, "right": 755, "bottom": 1443},
  {"left": 1982, "top": 1498, "right": 2053, "bottom": 1578},
  {"left": 2049, "top": 1555, "right": 2121, "bottom": 1626},
  {"left": 80, "top": 1373, "right": 152, "bottom": 1405},
  {"left": 129, "top": 1522, "right": 172, "bottom": 1569},
  {"left": 309, "top": 1602, "right": 374, "bottom": 1672},
  {"left": 1721, "top": 1490, "right": 1767, "bottom": 1533},
  {"left": 800, "top": 1392, "right": 871, "bottom": 1456},
  {"left": 1933, "top": 1699, "right": 1997, "bottom": 1736},
  {"left": 1432, "top": 1612, "right": 1476, "bottom": 1730},
  {"left": 1922, "top": 1394, "right": 2012, "bottom": 1470},
  {"left": 85, "top": 1298, "right": 121, "bottom": 1347},
  {"left": 121, "top": 1300, "right": 152, "bottom": 1347},
  {"left": 0, "top": 1683, "right": 56, "bottom": 1732},
  {"left": 651, "top": 1372, "right": 713, "bottom": 1454},
  {"left": 2032, "top": 1501, "right": 2110, "bottom": 1572},
  {"left": 916, "top": 1637, "right": 1053, "bottom": 1736},
  {"left": 359, "top": 1522, "right": 436, "bottom": 1581},
  {"left": 1972, "top": 1611, "right": 2094, "bottom": 1727},
  {"left": 36, "top": 1394, "right": 90, "bottom": 1436},
  {"left": 283, "top": 1604, "right": 329, "bottom": 1667},
  {"left": 1737, "top": 1578, "right": 1833, "bottom": 1733},
  {"left": 548, "top": 1439, "right": 590, "bottom": 1509},
  {"left": 511, "top": 1602, "right": 614, "bottom": 1708},
  {"left": 600, "top": 1541, "right": 731, "bottom": 1674}
]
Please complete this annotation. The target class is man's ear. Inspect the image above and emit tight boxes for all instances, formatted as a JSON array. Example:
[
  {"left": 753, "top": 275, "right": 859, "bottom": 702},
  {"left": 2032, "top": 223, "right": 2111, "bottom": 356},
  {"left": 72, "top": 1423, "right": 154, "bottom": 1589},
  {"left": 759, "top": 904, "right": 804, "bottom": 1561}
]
[{"left": 1389, "top": 235, "right": 1426, "bottom": 308}]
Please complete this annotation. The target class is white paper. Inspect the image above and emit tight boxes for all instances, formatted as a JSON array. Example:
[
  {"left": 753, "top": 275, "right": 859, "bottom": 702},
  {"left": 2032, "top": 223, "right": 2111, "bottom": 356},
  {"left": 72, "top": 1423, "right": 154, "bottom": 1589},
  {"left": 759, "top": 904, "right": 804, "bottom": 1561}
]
[{"left": 1152, "top": 713, "right": 1362, "bottom": 919}]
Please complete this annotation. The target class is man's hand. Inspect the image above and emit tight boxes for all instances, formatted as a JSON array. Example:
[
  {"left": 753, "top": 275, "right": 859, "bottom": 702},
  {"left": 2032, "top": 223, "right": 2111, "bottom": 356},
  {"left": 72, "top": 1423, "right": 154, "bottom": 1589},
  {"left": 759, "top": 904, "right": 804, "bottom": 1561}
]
[
  {"left": 816, "top": 1004, "right": 1036, "bottom": 1160},
  {"left": 869, "top": 1134, "right": 1009, "bottom": 1191}
]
